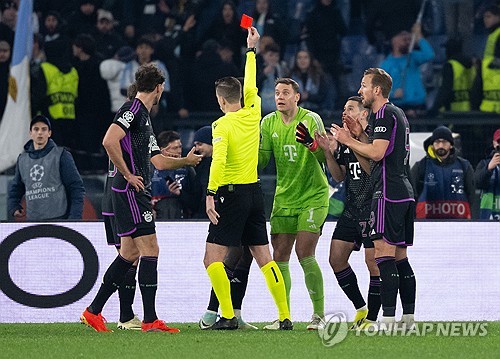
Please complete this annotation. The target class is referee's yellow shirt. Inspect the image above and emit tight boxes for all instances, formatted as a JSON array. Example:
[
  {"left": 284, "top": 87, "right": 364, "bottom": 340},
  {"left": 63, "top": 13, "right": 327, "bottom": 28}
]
[{"left": 208, "top": 52, "right": 261, "bottom": 193}]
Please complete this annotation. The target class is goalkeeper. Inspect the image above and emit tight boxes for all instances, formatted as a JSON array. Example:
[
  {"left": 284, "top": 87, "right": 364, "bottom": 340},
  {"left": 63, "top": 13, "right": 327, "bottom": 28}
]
[{"left": 259, "top": 78, "right": 329, "bottom": 330}]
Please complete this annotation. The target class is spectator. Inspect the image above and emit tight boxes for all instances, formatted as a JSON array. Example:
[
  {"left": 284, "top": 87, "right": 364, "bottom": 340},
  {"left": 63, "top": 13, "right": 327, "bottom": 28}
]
[
  {"left": 380, "top": 23, "right": 435, "bottom": 117},
  {"left": 7, "top": 115, "right": 85, "bottom": 220},
  {"left": 431, "top": 37, "right": 476, "bottom": 113},
  {"left": 410, "top": 126, "right": 475, "bottom": 219},
  {"left": 100, "top": 46, "right": 135, "bottom": 113},
  {"left": 0, "top": 0, "right": 17, "bottom": 47},
  {"left": 0, "top": 40, "right": 11, "bottom": 121},
  {"left": 305, "top": 0, "right": 347, "bottom": 79},
  {"left": 65, "top": 0, "right": 98, "bottom": 40},
  {"left": 31, "top": 37, "right": 79, "bottom": 150},
  {"left": 151, "top": 130, "right": 200, "bottom": 219},
  {"left": 192, "top": 125, "right": 212, "bottom": 218},
  {"left": 202, "top": 1, "right": 247, "bottom": 69},
  {"left": 40, "top": 10, "right": 65, "bottom": 43},
  {"left": 288, "top": 49, "right": 333, "bottom": 113},
  {"left": 252, "top": 0, "right": 287, "bottom": 52},
  {"left": 188, "top": 39, "right": 240, "bottom": 112},
  {"left": 475, "top": 128, "right": 500, "bottom": 220},
  {"left": 72, "top": 33, "right": 111, "bottom": 173},
  {"left": 94, "top": 9, "right": 127, "bottom": 60},
  {"left": 257, "top": 43, "right": 288, "bottom": 115},
  {"left": 475, "top": 5, "right": 500, "bottom": 113}
]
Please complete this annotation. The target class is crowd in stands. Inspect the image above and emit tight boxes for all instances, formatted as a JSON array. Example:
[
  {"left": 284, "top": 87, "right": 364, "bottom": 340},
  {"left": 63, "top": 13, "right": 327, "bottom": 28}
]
[{"left": 1, "top": 0, "right": 499, "bottom": 220}]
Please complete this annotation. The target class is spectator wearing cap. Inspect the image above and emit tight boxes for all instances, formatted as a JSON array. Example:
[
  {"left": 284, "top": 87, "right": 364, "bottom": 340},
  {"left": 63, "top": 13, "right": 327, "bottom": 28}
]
[
  {"left": 410, "top": 126, "right": 475, "bottom": 219},
  {"left": 0, "top": 0, "right": 17, "bottom": 47},
  {"left": 475, "top": 129, "right": 500, "bottom": 220},
  {"left": 431, "top": 37, "right": 476, "bottom": 113},
  {"left": 0, "top": 40, "right": 11, "bottom": 121},
  {"left": 7, "top": 115, "right": 85, "bottom": 221},
  {"left": 100, "top": 46, "right": 135, "bottom": 112},
  {"left": 192, "top": 125, "right": 213, "bottom": 219},
  {"left": 94, "top": 9, "right": 127, "bottom": 60},
  {"left": 72, "top": 33, "right": 111, "bottom": 173}
]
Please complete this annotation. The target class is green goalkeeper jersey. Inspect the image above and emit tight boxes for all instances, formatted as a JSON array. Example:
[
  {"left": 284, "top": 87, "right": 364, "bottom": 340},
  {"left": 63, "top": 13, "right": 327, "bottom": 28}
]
[{"left": 259, "top": 107, "right": 329, "bottom": 210}]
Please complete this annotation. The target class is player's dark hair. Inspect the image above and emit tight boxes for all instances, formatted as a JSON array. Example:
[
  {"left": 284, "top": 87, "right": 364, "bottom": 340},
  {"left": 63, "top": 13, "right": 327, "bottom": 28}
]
[
  {"left": 127, "top": 82, "right": 137, "bottom": 100},
  {"left": 347, "top": 96, "right": 368, "bottom": 110},
  {"left": 157, "top": 130, "right": 181, "bottom": 148},
  {"left": 275, "top": 78, "right": 299, "bottom": 93},
  {"left": 135, "top": 63, "right": 166, "bottom": 93},
  {"left": 215, "top": 76, "right": 241, "bottom": 104},
  {"left": 363, "top": 68, "right": 392, "bottom": 98}
]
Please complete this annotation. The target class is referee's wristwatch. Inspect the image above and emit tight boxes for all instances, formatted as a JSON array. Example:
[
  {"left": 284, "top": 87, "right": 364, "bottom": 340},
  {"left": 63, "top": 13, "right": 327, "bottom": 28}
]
[
  {"left": 206, "top": 189, "right": 217, "bottom": 196},
  {"left": 246, "top": 47, "right": 256, "bottom": 54}
]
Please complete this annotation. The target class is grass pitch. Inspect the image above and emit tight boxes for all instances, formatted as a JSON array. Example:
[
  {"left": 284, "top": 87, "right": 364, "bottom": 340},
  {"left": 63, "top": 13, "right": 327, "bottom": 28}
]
[{"left": 1, "top": 322, "right": 499, "bottom": 359}]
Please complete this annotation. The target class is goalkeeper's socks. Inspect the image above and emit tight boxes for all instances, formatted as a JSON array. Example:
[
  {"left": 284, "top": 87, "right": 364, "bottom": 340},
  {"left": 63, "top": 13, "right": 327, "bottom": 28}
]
[
  {"left": 396, "top": 257, "right": 416, "bottom": 315},
  {"left": 118, "top": 265, "right": 137, "bottom": 323},
  {"left": 367, "top": 276, "right": 381, "bottom": 321},
  {"left": 376, "top": 256, "right": 399, "bottom": 317},
  {"left": 138, "top": 256, "right": 158, "bottom": 323},
  {"left": 207, "top": 288, "right": 219, "bottom": 312},
  {"left": 261, "top": 261, "right": 290, "bottom": 321},
  {"left": 276, "top": 261, "right": 291, "bottom": 310},
  {"left": 88, "top": 254, "right": 133, "bottom": 314},
  {"left": 334, "top": 265, "right": 366, "bottom": 310},
  {"left": 231, "top": 265, "right": 250, "bottom": 310},
  {"left": 207, "top": 262, "right": 234, "bottom": 319},
  {"left": 299, "top": 256, "right": 325, "bottom": 316}
]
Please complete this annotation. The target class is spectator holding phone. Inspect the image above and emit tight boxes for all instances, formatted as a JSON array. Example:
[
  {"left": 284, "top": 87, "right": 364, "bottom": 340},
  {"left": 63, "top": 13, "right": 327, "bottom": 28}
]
[{"left": 475, "top": 128, "right": 500, "bottom": 220}]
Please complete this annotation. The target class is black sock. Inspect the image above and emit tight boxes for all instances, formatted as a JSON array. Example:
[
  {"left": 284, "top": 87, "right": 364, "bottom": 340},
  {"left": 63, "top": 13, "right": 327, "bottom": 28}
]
[
  {"left": 367, "top": 276, "right": 381, "bottom": 321},
  {"left": 376, "top": 256, "right": 399, "bottom": 317},
  {"left": 207, "top": 289, "right": 219, "bottom": 312},
  {"left": 138, "top": 256, "right": 158, "bottom": 323},
  {"left": 231, "top": 266, "right": 250, "bottom": 310},
  {"left": 334, "top": 266, "right": 366, "bottom": 309},
  {"left": 396, "top": 257, "right": 416, "bottom": 315},
  {"left": 118, "top": 265, "right": 137, "bottom": 323},
  {"left": 88, "top": 255, "right": 133, "bottom": 314}
]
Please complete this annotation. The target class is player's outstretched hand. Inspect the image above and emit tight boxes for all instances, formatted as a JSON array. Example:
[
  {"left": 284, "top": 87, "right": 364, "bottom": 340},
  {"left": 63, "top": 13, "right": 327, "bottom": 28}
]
[
  {"left": 342, "top": 114, "right": 363, "bottom": 138},
  {"left": 296, "top": 122, "right": 318, "bottom": 151},
  {"left": 247, "top": 26, "right": 260, "bottom": 48},
  {"left": 185, "top": 147, "right": 203, "bottom": 166},
  {"left": 330, "top": 123, "right": 353, "bottom": 145},
  {"left": 315, "top": 131, "right": 337, "bottom": 154}
]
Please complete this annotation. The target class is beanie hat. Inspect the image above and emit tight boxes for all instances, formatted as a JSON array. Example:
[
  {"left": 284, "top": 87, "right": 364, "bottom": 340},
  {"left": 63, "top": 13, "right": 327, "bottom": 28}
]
[
  {"left": 493, "top": 128, "right": 500, "bottom": 142},
  {"left": 431, "top": 126, "right": 454, "bottom": 145},
  {"left": 30, "top": 115, "right": 51, "bottom": 131},
  {"left": 193, "top": 126, "right": 212, "bottom": 145}
]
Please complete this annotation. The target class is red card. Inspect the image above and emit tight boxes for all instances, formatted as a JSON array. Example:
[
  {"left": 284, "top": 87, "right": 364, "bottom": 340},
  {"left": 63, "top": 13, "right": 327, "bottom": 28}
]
[{"left": 240, "top": 14, "right": 253, "bottom": 29}]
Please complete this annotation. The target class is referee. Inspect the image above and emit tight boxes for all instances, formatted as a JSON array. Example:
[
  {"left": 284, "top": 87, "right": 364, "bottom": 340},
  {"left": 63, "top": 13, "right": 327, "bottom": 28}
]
[{"left": 202, "top": 27, "right": 292, "bottom": 330}]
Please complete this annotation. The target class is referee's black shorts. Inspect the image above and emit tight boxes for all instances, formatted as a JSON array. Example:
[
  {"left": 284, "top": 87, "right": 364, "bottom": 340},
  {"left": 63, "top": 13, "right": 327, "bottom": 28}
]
[{"left": 207, "top": 182, "right": 268, "bottom": 247}]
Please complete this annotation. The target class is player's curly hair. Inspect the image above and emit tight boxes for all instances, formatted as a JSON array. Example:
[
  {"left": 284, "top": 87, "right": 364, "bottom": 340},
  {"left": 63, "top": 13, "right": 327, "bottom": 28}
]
[
  {"left": 135, "top": 63, "right": 166, "bottom": 93},
  {"left": 363, "top": 68, "right": 392, "bottom": 98}
]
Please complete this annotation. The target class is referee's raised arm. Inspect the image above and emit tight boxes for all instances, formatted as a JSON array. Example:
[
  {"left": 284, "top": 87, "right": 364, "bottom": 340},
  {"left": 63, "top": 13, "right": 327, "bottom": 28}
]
[{"left": 243, "top": 27, "right": 260, "bottom": 112}]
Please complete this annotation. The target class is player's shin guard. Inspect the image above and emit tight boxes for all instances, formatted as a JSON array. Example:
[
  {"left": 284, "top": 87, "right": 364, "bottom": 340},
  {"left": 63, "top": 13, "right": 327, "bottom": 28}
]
[
  {"left": 276, "top": 261, "right": 291, "bottom": 310},
  {"left": 261, "top": 261, "right": 290, "bottom": 321},
  {"left": 88, "top": 254, "right": 134, "bottom": 314},
  {"left": 334, "top": 266, "right": 366, "bottom": 310},
  {"left": 367, "top": 276, "right": 381, "bottom": 321},
  {"left": 376, "top": 256, "right": 399, "bottom": 318},
  {"left": 299, "top": 256, "right": 325, "bottom": 316},
  {"left": 207, "top": 262, "right": 234, "bottom": 319},
  {"left": 396, "top": 257, "right": 416, "bottom": 315},
  {"left": 118, "top": 265, "right": 137, "bottom": 323},
  {"left": 138, "top": 256, "right": 158, "bottom": 323}
]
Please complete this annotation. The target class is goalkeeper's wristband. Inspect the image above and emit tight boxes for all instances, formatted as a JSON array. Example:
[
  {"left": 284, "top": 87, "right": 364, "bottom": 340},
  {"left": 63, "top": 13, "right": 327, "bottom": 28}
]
[
  {"left": 308, "top": 140, "right": 318, "bottom": 152},
  {"left": 206, "top": 189, "right": 217, "bottom": 196}
]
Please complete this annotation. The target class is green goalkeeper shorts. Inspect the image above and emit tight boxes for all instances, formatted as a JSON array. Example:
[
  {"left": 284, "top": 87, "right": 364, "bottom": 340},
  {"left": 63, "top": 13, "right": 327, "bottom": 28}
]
[{"left": 270, "top": 206, "right": 328, "bottom": 234}]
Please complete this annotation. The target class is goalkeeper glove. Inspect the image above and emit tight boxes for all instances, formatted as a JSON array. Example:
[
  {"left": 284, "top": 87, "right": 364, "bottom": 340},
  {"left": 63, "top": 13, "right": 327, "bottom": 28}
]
[{"left": 295, "top": 122, "right": 318, "bottom": 151}]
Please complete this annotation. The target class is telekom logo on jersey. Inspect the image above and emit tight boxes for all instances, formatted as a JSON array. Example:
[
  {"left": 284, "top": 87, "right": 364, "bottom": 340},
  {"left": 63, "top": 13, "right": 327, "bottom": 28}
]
[{"left": 283, "top": 145, "right": 298, "bottom": 162}]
